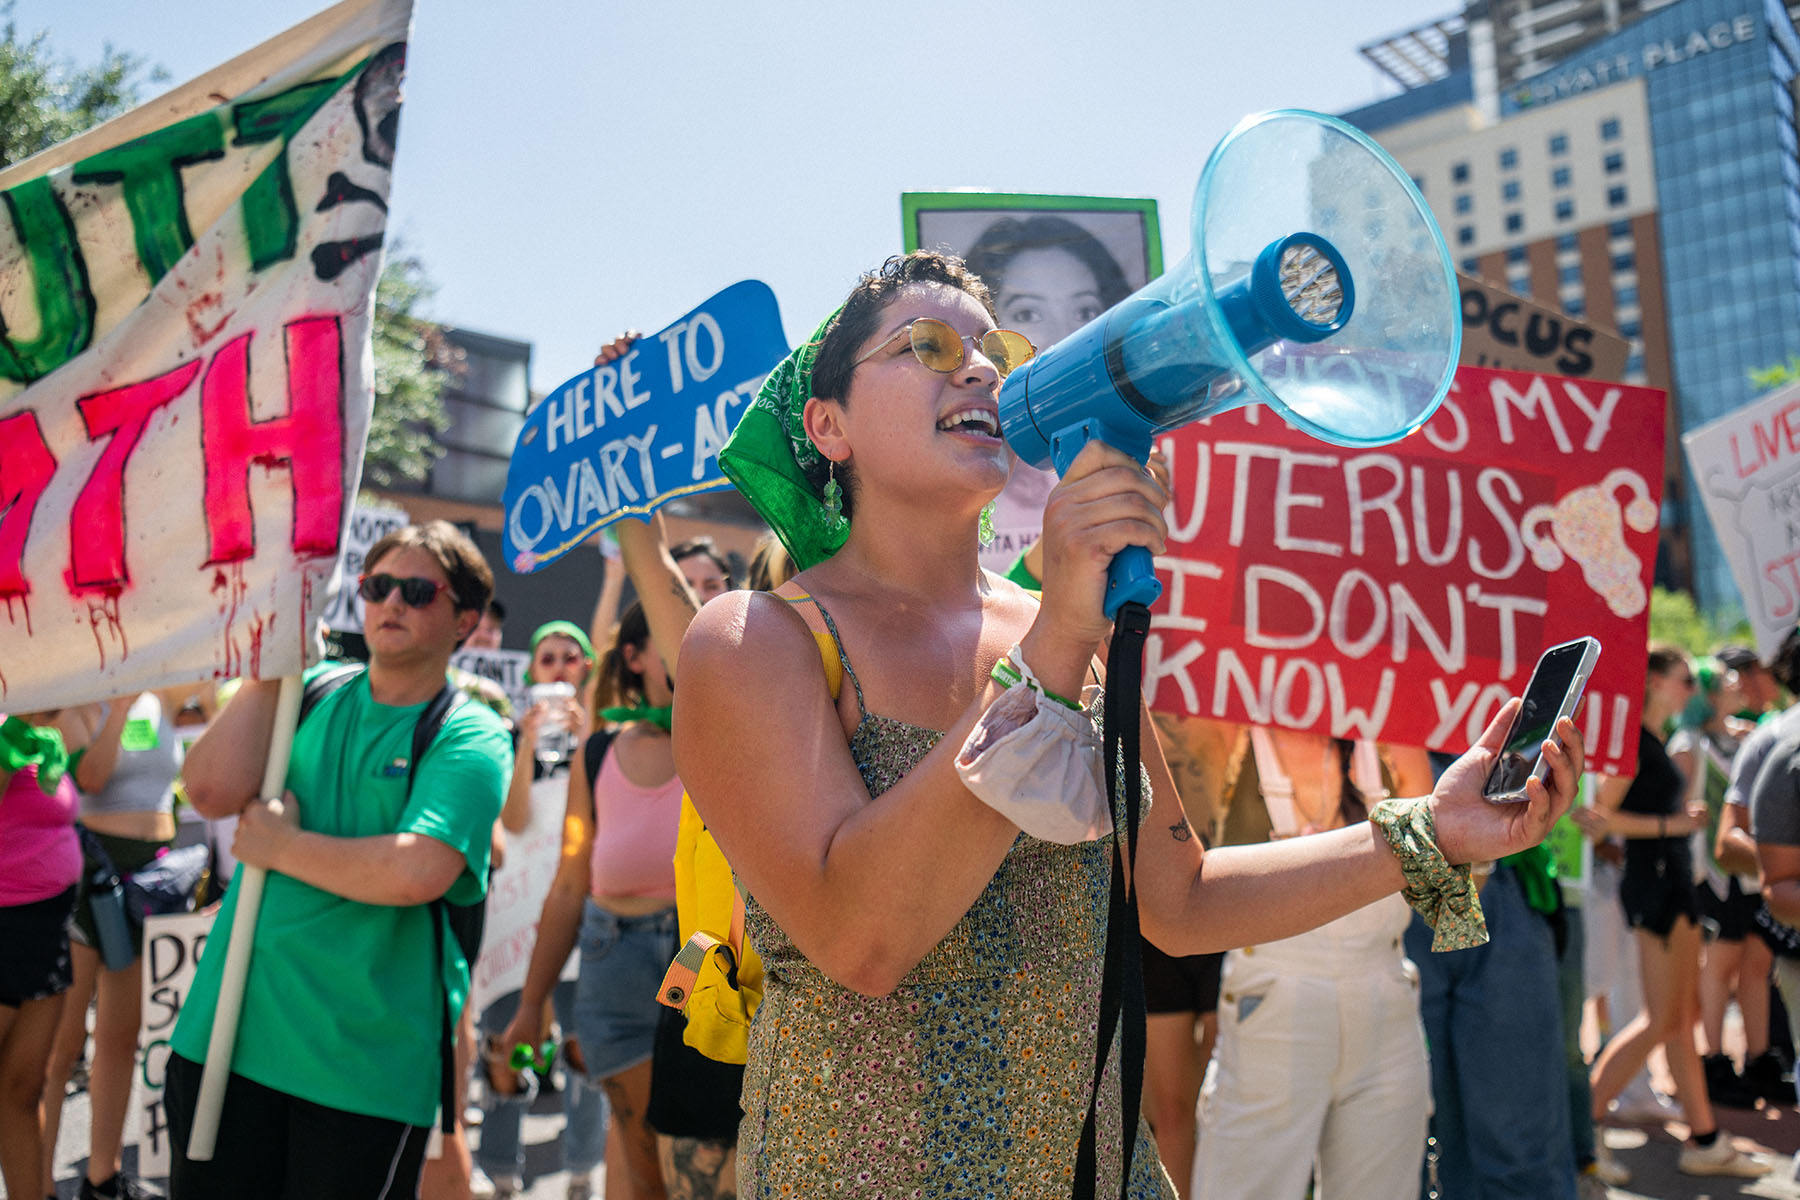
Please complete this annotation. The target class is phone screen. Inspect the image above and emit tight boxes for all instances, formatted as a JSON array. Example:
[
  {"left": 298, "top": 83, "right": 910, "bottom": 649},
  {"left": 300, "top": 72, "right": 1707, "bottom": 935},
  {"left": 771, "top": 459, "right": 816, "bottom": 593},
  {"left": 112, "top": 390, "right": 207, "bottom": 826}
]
[{"left": 1485, "top": 641, "right": 1590, "bottom": 797}]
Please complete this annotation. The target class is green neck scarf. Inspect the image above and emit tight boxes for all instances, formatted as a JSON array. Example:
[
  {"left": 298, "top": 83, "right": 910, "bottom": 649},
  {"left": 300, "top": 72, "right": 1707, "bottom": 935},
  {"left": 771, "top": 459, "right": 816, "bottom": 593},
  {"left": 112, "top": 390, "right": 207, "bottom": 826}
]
[
  {"left": 718, "top": 307, "right": 848, "bottom": 570},
  {"left": 1, "top": 715, "right": 68, "bottom": 793},
  {"left": 600, "top": 704, "right": 673, "bottom": 733}
]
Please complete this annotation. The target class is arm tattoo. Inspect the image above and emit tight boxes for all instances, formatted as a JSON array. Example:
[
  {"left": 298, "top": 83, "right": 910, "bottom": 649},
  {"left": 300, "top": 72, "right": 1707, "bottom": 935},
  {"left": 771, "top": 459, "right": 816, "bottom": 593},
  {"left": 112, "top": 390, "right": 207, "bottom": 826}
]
[
  {"left": 1169, "top": 816, "right": 1193, "bottom": 843},
  {"left": 671, "top": 580, "right": 699, "bottom": 615}
]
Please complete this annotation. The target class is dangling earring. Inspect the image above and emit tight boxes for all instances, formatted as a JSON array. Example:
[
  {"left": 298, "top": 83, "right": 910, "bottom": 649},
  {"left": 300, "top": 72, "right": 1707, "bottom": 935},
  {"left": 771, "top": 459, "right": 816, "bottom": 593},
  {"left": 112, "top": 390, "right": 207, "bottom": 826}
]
[
  {"left": 823, "top": 460, "right": 846, "bottom": 529},
  {"left": 979, "top": 500, "right": 996, "bottom": 548}
]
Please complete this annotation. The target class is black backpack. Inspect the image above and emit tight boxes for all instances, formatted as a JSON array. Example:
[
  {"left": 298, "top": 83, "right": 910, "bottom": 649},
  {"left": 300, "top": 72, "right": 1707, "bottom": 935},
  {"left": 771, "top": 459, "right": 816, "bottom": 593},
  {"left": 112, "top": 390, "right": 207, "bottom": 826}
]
[{"left": 299, "top": 664, "right": 480, "bottom": 1132}]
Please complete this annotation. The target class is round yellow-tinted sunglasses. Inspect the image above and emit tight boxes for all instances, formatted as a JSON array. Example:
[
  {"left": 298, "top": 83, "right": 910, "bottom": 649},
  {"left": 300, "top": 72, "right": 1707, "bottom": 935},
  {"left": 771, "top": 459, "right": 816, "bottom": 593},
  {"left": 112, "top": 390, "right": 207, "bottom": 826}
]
[{"left": 852, "top": 317, "right": 1037, "bottom": 380}]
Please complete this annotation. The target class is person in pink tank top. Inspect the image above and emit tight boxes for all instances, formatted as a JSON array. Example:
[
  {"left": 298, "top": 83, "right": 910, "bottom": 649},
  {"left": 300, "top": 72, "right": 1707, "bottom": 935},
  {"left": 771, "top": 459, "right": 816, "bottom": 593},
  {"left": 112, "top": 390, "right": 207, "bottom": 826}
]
[
  {"left": 0, "top": 710, "right": 81, "bottom": 1200},
  {"left": 503, "top": 599, "right": 679, "bottom": 1200}
]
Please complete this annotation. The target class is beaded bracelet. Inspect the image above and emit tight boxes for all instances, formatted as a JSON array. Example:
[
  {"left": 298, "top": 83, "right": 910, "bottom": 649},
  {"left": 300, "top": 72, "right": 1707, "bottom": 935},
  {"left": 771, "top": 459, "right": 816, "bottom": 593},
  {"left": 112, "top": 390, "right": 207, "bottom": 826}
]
[
  {"left": 990, "top": 645, "right": 1082, "bottom": 712},
  {"left": 1369, "top": 795, "right": 1488, "bottom": 952}
]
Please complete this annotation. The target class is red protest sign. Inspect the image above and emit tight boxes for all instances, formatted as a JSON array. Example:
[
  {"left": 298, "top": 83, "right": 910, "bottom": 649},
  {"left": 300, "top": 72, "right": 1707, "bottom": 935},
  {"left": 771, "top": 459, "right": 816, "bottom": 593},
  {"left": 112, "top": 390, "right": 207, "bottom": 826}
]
[{"left": 1147, "top": 365, "right": 1665, "bottom": 779}]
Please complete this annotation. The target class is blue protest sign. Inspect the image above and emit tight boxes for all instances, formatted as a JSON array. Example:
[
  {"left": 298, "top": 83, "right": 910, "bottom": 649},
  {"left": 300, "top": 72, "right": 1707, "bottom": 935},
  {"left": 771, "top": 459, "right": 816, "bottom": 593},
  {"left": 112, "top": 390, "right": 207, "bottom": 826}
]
[{"left": 502, "top": 280, "right": 788, "bottom": 572}]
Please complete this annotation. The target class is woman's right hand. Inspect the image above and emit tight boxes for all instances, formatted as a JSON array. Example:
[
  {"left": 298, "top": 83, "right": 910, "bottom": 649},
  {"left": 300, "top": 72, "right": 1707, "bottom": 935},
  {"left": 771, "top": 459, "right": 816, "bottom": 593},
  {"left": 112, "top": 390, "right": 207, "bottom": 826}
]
[
  {"left": 1677, "top": 799, "right": 1709, "bottom": 835},
  {"left": 1024, "top": 440, "right": 1167, "bottom": 680},
  {"left": 497, "top": 1007, "right": 548, "bottom": 1071}
]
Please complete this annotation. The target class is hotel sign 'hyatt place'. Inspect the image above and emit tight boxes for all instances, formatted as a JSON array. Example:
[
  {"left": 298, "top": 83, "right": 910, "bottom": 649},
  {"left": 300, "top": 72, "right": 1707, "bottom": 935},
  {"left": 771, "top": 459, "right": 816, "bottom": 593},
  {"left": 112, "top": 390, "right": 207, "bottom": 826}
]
[{"left": 1506, "top": 14, "right": 1758, "bottom": 110}]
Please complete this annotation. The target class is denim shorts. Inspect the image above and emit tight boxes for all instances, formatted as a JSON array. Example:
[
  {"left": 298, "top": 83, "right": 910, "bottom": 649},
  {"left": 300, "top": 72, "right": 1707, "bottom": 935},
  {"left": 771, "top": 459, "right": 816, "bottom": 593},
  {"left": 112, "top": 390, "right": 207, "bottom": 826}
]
[{"left": 572, "top": 901, "right": 678, "bottom": 1083}]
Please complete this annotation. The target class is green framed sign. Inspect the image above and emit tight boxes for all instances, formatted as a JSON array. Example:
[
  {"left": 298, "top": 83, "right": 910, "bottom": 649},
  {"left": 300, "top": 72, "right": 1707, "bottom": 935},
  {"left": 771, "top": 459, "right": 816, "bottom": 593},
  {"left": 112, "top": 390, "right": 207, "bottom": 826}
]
[{"left": 900, "top": 192, "right": 1163, "bottom": 353}]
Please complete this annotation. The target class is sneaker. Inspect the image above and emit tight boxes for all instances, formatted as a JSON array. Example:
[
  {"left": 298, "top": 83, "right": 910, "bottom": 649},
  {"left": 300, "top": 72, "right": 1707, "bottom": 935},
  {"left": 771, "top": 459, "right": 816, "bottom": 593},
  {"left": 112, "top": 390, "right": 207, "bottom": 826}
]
[
  {"left": 1609, "top": 1088, "right": 1680, "bottom": 1124},
  {"left": 1702, "top": 1052, "right": 1759, "bottom": 1108},
  {"left": 567, "top": 1171, "right": 595, "bottom": 1200},
  {"left": 468, "top": 1166, "right": 522, "bottom": 1199},
  {"left": 1743, "top": 1048, "right": 1795, "bottom": 1106},
  {"left": 1590, "top": 1142, "right": 1631, "bottom": 1187},
  {"left": 1677, "top": 1137, "right": 1772, "bottom": 1177},
  {"left": 79, "top": 1176, "right": 163, "bottom": 1200}
]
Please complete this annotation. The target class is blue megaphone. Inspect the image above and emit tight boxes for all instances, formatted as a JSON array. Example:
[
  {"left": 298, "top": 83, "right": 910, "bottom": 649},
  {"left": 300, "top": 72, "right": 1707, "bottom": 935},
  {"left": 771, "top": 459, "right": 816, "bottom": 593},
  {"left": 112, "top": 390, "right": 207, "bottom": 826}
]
[{"left": 999, "top": 109, "right": 1461, "bottom": 618}]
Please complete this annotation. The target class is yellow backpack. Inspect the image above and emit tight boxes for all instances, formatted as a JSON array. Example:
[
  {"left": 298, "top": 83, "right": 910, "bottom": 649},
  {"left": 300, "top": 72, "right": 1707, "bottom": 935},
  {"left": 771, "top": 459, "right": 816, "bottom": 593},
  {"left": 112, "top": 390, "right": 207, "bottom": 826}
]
[{"left": 657, "top": 794, "right": 763, "bottom": 1064}]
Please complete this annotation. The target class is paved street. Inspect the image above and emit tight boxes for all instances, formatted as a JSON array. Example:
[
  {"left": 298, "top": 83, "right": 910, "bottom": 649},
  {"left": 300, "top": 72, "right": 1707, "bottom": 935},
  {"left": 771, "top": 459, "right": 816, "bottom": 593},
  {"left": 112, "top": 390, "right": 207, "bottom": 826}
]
[{"left": 26, "top": 1067, "right": 1800, "bottom": 1200}]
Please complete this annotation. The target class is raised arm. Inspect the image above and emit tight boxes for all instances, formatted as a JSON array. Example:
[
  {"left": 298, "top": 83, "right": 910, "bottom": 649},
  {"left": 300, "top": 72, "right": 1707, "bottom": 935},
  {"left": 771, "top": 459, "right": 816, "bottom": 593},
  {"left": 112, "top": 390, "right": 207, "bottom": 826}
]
[
  {"left": 73, "top": 695, "right": 134, "bottom": 794},
  {"left": 614, "top": 514, "right": 701, "bottom": 680}
]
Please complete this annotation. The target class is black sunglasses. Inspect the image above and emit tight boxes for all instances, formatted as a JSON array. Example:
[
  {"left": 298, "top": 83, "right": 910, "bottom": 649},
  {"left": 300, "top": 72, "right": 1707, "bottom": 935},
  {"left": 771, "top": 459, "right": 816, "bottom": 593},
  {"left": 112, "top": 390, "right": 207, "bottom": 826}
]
[{"left": 357, "top": 573, "right": 450, "bottom": 608}]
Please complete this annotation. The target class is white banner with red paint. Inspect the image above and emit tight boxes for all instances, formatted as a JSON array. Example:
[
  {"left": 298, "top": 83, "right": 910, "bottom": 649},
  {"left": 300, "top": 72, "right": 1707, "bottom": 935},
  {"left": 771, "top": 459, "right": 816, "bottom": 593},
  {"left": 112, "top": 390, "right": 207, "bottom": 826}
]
[
  {"left": 1683, "top": 379, "right": 1800, "bottom": 662},
  {"left": 0, "top": 0, "right": 411, "bottom": 711},
  {"left": 1147, "top": 365, "right": 1665, "bottom": 778}
]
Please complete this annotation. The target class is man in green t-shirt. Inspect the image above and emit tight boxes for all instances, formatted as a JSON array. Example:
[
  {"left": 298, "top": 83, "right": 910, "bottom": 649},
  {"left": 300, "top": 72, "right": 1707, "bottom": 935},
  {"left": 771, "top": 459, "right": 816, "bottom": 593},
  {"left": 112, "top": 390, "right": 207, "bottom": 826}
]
[{"left": 166, "top": 521, "right": 512, "bottom": 1198}]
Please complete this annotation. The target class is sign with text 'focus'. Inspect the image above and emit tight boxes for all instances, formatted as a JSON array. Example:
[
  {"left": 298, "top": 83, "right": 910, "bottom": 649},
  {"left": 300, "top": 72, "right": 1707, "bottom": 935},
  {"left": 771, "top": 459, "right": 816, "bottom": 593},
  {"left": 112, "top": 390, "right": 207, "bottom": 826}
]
[
  {"left": 502, "top": 281, "right": 787, "bottom": 573},
  {"left": 1148, "top": 365, "right": 1664, "bottom": 778}
]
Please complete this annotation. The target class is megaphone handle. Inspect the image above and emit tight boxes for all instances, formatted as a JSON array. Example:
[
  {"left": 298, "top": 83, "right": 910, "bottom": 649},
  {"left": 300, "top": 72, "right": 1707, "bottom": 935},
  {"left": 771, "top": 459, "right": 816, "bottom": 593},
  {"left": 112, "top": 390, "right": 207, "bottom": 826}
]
[
  {"left": 1107, "top": 547, "right": 1162, "bottom": 620},
  {"left": 1048, "top": 419, "right": 1164, "bottom": 621}
]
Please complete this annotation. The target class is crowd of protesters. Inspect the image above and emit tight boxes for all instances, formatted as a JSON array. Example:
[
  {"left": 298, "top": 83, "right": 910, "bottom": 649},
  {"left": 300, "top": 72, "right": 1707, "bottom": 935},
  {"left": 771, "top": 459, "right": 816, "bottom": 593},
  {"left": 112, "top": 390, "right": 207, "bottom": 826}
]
[{"left": 7, "top": 247, "right": 1800, "bottom": 1200}]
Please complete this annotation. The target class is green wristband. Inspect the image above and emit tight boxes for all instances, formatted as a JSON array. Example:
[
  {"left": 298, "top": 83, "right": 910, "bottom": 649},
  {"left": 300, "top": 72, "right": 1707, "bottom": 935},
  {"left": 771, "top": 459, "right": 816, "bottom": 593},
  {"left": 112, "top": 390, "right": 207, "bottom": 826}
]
[{"left": 990, "top": 648, "right": 1081, "bottom": 711}]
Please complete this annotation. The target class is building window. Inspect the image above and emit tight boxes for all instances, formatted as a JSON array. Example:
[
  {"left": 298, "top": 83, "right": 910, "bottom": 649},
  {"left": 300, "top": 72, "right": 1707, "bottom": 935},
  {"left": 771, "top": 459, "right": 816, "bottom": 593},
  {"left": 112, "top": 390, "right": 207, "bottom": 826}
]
[
  {"left": 1499, "top": 147, "right": 1518, "bottom": 170},
  {"left": 1555, "top": 199, "right": 1575, "bottom": 221},
  {"left": 1559, "top": 264, "right": 1582, "bottom": 285},
  {"left": 1604, "top": 152, "right": 1624, "bottom": 174},
  {"left": 1557, "top": 233, "right": 1578, "bottom": 252},
  {"left": 1503, "top": 180, "right": 1522, "bottom": 202},
  {"left": 1505, "top": 212, "right": 1524, "bottom": 233},
  {"left": 1411, "top": 176, "right": 1426, "bottom": 194},
  {"left": 1458, "top": 225, "right": 1476, "bottom": 245},
  {"left": 1616, "top": 285, "right": 1639, "bottom": 307},
  {"left": 1506, "top": 245, "right": 1527, "bottom": 264},
  {"left": 1452, "top": 161, "right": 1470, "bottom": 184},
  {"left": 1626, "top": 350, "right": 1644, "bottom": 376},
  {"left": 1620, "top": 318, "right": 1642, "bottom": 338},
  {"left": 1612, "top": 251, "right": 1635, "bottom": 271},
  {"left": 1566, "top": 296, "right": 1586, "bottom": 316},
  {"left": 1552, "top": 166, "right": 1572, "bottom": 188},
  {"left": 1461, "top": 257, "right": 1480, "bottom": 272},
  {"left": 1609, "top": 218, "right": 1632, "bottom": 238},
  {"left": 1455, "top": 193, "right": 1474, "bottom": 214},
  {"left": 1601, "top": 118, "right": 1621, "bottom": 141},
  {"left": 1549, "top": 133, "right": 1569, "bottom": 156},
  {"left": 1608, "top": 185, "right": 1628, "bottom": 207}
]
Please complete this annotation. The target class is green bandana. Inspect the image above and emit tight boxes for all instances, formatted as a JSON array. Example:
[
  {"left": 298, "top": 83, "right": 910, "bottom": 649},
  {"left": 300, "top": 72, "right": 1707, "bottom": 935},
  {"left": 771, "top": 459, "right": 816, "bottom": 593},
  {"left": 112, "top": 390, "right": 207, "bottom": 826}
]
[
  {"left": 530, "top": 620, "right": 595, "bottom": 661},
  {"left": 1, "top": 714, "right": 68, "bottom": 794},
  {"left": 718, "top": 308, "right": 847, "bottom": 571},
  {"left": 600, "top": 704, "right": 673, "bottom": 733}
]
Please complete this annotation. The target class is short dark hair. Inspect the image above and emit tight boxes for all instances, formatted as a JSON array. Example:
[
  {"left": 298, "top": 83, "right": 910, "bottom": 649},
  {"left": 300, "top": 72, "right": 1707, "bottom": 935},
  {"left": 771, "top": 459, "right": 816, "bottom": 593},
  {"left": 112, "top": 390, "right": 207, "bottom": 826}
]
[
  {"left": 963, "top": 215, "right": 1133, "bottom": 312},
  {"left": 671, "top": 536, "right": 733, "bottom": 588},
  {"left": 1773, "top": 626, "right": 1800, "bottom": 694},
  {"left": 806, "top": 252, "right": 995, "bottom": 522},
  {"left": 486, "top": 598, "right": 507, "bottom": 622},
  {"left": 1646, "top": 642, "right": 1690, "bottom": 682},
  {"left": 365, "top": 520, "right": 494, "bottom": 616}
]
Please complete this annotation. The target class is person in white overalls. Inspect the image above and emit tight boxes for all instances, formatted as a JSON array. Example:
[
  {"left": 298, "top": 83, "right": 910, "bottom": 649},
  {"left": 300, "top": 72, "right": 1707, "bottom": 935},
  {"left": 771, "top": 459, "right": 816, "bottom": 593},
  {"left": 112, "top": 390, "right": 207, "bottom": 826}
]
[{"left": 1194, "top": 730, "right": 1433, "bottom": 1200}]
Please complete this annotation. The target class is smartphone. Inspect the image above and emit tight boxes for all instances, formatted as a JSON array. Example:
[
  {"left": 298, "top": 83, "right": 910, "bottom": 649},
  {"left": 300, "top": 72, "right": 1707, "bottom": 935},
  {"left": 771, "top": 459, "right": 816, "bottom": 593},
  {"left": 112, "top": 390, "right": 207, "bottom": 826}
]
[{"left": 1483, "top": 636, "right": 1602, "bottom": 802}]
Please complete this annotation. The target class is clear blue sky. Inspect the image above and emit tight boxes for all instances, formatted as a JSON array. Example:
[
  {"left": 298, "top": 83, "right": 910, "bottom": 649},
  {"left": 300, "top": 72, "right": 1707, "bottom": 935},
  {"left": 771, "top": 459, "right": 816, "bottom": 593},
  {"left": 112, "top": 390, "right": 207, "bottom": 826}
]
[{"left": 31, "top": 0, "right": 1453, "bottom": 394}]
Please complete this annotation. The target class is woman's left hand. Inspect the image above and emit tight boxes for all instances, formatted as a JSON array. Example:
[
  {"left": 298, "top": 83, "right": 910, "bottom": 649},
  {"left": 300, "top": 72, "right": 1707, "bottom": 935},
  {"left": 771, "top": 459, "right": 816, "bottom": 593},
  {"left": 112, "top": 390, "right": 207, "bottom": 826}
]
[{"left": 1428, "top": 699, "right": 1584, "bottom": 866}]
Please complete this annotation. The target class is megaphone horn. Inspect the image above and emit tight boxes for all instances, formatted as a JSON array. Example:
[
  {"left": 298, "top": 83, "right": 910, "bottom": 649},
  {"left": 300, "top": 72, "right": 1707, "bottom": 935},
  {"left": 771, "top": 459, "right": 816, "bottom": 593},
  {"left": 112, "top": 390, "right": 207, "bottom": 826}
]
[{"left": 998, "top": 109, "right": 1462, "bottom": 618}]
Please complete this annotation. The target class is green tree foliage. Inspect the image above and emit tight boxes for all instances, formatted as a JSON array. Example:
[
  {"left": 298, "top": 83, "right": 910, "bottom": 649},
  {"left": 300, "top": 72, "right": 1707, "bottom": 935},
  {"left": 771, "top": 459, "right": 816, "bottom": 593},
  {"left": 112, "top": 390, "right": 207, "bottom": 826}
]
[
  {"left": 367, "top": 249, "right": 458, "bottom": 487},
  {"left": 1751, "top": 355, "right": 1800, "bottom": 394},
  {"left": 1648, "top": 585, "right": 1753, "bottom": 656},
  {"left": 0, "top": 9, "right": 158, "bottom": 169}
]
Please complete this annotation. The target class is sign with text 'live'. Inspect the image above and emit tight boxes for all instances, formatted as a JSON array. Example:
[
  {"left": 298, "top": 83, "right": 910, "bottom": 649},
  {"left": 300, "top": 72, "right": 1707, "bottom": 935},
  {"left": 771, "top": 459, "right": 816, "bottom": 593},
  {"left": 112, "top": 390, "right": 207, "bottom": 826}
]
[
  {"left": 1148, "top": 365, "right": 1664, "bottom": 779},
  {"left": 502, "top": 281, "right": 787, "bottom": 572}
]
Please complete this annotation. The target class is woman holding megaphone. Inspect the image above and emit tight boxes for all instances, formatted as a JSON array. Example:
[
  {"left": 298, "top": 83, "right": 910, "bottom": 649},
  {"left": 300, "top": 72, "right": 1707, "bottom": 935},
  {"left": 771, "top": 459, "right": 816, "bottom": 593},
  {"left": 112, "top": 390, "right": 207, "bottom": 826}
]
[{"left": 676, "top": 250, "right": 1583, "bottom": 1198}]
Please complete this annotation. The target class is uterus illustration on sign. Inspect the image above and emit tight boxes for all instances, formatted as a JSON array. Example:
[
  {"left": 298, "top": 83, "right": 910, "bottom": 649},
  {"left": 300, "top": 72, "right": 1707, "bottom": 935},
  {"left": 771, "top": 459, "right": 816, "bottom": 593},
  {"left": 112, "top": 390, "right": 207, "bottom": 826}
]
[{"left": 1520, "top": 469, "right": 1658, "bottom": 619}]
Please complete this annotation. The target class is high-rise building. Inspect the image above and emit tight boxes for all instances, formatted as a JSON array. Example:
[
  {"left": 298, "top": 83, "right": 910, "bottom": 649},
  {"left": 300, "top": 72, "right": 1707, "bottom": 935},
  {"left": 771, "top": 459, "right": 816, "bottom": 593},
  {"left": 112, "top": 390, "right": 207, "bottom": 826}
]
[{"left": 1346, "top": 0, "right": 1800, "bottom": 616}]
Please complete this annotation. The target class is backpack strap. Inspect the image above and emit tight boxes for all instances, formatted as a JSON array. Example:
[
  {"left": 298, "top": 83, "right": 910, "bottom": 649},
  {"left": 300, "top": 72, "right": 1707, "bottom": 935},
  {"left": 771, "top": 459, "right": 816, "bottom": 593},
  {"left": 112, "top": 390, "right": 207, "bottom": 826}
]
[{"left": 298, "top": 663, "right": 366, "bottom": 726}]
